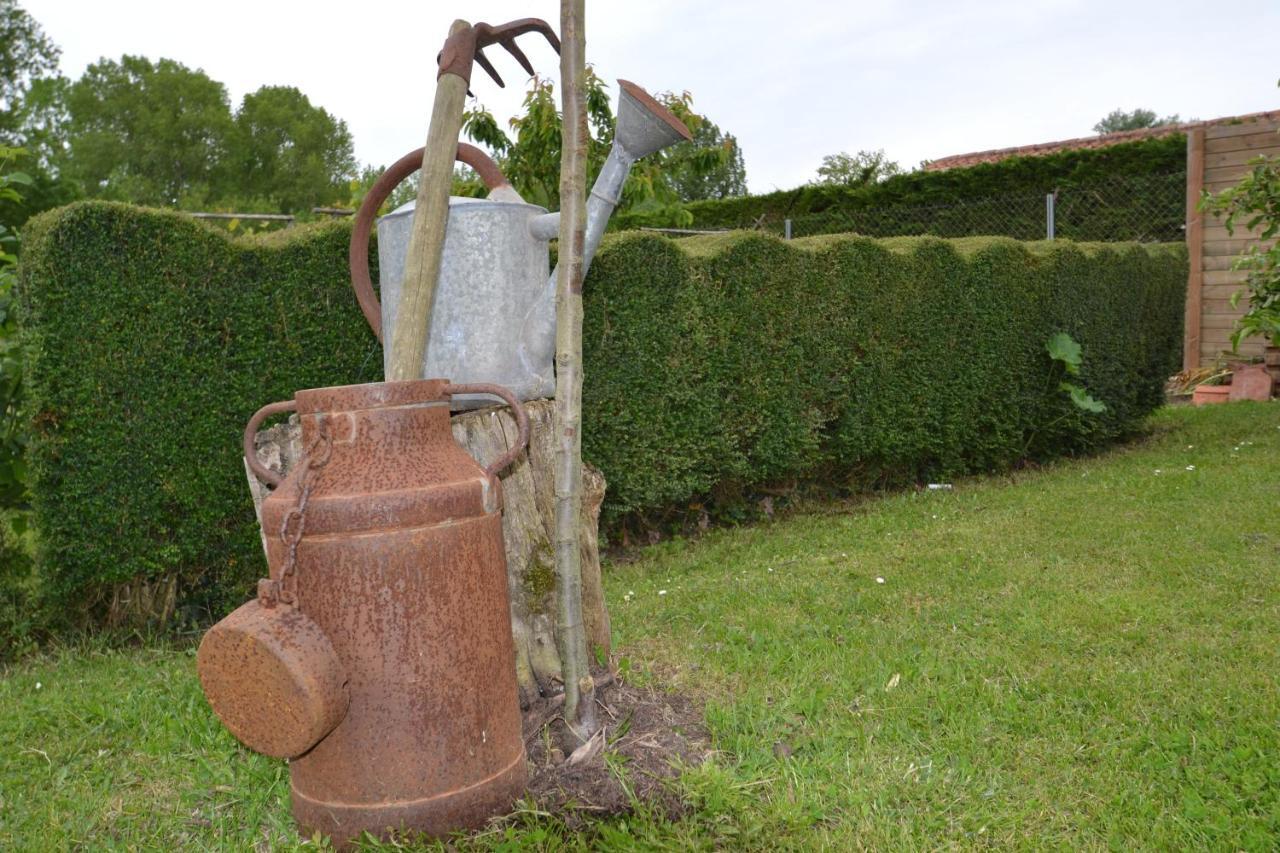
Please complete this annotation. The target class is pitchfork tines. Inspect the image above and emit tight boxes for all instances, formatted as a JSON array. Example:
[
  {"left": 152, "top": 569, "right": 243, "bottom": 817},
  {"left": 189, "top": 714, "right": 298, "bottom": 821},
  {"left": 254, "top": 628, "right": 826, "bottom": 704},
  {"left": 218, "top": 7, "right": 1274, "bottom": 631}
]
[{"left": 437, "top": 18, "right": 562, "bottom": 93}]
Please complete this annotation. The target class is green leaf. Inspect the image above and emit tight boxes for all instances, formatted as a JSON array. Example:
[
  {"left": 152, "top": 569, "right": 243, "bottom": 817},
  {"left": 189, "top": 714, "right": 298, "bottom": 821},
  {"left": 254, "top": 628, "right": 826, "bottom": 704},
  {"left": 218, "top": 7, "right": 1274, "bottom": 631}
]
[
  {"left": 1047, "top": 332, "right": 1083, "bottom": 376},
  {"left": 1061, "top": 382, "right": 1107, "bottom": 413}
]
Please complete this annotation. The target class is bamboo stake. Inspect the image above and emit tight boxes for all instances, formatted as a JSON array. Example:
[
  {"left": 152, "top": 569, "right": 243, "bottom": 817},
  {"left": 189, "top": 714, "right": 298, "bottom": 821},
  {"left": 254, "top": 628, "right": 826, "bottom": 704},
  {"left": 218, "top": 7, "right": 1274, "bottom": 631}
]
[
  {"left": 553, "top": 0, "right": 595, "bottom": 743},
  {"left": 386, "top": 18, "right": 471, "bottom": 382}
]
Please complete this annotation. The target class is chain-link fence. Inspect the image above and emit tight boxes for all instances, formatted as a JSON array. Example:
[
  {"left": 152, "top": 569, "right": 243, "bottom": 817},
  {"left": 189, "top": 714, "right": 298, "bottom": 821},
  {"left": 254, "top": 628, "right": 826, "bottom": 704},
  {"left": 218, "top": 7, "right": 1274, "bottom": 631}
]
[{"left": 669, "top": 172, "right": 1185, "bottom": 244}]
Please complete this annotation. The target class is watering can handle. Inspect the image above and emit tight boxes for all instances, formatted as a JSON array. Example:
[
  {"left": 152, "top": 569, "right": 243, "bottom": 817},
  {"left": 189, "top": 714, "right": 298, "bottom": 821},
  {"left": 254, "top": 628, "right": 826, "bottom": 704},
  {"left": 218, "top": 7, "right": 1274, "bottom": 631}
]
[
  {"left": 350, "top": 144, "right": 511, "bottom": 343},
  {"left": 443, "top": 383, "right": 531, "bottom": 477},
  {"left": 244, "top": 400, "right": 298, "bottom": 488}
]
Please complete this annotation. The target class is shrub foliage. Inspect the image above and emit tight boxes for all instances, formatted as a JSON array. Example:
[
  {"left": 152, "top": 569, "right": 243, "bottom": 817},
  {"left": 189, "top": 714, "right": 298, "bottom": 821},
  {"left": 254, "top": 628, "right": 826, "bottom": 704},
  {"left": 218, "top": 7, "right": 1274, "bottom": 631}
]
[
  {"left": 18, "top": 204, "right": 381, "bottom": 621},
  {"left": 583, "top": 232, "right": 1185, "bottom": 523},
  {"left": 18, "top": 202, "right": 1184, "bottom": 623},
  {"left": 683, "top": 135, "right": 1186, "bottom": 233}
]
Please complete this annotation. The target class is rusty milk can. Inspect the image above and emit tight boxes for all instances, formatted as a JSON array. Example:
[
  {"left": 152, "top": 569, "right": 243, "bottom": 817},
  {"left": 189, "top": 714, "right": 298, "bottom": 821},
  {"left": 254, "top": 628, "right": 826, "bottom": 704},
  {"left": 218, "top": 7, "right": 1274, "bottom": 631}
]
[{"left": 197, "top": 378, "right": 529, "bottom": 846}]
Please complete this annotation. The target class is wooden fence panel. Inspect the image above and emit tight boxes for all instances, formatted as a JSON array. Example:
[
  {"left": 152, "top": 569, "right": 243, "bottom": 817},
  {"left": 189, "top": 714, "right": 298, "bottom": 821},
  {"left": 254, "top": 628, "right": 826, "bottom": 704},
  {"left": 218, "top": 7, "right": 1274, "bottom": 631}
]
[{"left": 1184, "top": 118, "right": 1279, "bottom": 369}]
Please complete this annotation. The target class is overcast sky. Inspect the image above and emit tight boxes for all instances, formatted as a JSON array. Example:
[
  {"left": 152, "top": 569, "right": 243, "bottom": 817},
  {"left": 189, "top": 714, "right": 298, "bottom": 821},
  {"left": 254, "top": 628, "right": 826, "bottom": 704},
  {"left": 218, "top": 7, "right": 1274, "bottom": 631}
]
[{"left": 25, "top": 0, "right": 1280, "bottom": 193}]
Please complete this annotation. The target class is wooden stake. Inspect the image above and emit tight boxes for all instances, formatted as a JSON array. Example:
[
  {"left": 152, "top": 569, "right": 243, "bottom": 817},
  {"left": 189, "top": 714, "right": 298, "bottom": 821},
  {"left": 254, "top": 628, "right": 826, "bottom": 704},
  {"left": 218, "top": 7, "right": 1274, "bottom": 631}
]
[
  {"left": 386, "top": 18, "right": 471, "bottom": 382},
  {"left": 553, "top": 0, "right": 596, "bottom": 743}
]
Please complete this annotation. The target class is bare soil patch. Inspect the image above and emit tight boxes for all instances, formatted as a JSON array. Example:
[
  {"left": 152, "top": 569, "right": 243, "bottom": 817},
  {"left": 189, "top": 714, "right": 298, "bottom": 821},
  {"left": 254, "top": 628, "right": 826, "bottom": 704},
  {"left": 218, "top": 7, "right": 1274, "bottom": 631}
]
[{"left": 519, "top": 672, "right": 709, "bottom": 826}]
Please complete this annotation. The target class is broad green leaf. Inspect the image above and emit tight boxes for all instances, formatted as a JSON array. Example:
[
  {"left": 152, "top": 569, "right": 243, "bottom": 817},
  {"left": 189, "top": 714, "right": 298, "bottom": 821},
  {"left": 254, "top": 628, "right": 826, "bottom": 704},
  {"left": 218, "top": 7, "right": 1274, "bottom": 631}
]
[
  {"left": 1046, "top": 332, "right": 1083, "bottom": 375},
  {"left": 1061, "top": 382, "right": 1107, "bottom": 413}
]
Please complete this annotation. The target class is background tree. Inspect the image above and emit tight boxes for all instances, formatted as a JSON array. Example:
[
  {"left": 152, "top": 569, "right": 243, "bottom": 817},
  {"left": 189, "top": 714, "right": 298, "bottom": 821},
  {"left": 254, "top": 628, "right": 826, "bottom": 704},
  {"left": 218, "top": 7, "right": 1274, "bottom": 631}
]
[
  {"left": 0, "top": 76, "right": 75, "bottom": 238},
  {"left": 463, "top": 70, "right": 613, "bottom": 210},
  {"left": 0, "top": 146, "right": 28, "bottom": 507},
  {"left": 223, "top": 86, "right": 356, "bottom": 214},
  {"left": 462, "top": 72, "right": 734, "bottom": 226},
  {"left": 0, "top": 0, "right": 59, "bottom": 146},
  {"left": 0, "top": 2, "right": 72, "bottom": 238},
  {"left": 813, "top": 149, "right": 901, "bottom": 187},
  {"left": 664, "top": 118, "right": 746, "bottom": 201},
  {"left": 1093, "top": 108, "right": 1181, "bottom": 135},
  {"left": 60, "top": 56, "right": 233, "bottom": 207}
]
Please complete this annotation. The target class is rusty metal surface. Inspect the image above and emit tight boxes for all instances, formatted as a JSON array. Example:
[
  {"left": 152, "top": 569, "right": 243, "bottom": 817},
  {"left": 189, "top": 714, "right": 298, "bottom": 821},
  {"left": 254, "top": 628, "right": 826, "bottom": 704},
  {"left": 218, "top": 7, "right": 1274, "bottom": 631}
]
[
  {"left": 196, "top": 600, "right": 348, "bottom": 760},
  {"left": 244, "top": 400, "right": 297, "bottom": 487},
  {"left": 206, "top": 378, "right": 531, "bottom": 847},
  {"left": 457, "top": 143, "right": 511, "bottom": 192},
  {"left": 437, "top": 18, "right": 560, "bottom": 87},
  {"left": 443, "top": 382, "right": 529, "bottom": 476},
  {"left": 349, "top": 147, "right": 510, "bottom": 342}
]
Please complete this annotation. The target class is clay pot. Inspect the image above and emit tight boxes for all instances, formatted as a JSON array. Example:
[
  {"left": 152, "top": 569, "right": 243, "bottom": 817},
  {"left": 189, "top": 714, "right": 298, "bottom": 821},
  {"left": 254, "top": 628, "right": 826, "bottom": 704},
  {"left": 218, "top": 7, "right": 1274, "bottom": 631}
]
[
  {"left": 1192, "top": 384, "right": 1231, "bottom": 406},
  {"left": 1229, "top": 362, "right": 1275, "bottom": 402}
]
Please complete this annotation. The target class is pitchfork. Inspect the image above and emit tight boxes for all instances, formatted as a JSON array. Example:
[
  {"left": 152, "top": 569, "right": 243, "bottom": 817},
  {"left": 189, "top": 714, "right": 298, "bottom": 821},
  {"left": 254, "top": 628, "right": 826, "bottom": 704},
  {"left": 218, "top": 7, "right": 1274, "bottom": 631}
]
[{"left": 386, "top": 18, "right": 561, "bottom": 382}]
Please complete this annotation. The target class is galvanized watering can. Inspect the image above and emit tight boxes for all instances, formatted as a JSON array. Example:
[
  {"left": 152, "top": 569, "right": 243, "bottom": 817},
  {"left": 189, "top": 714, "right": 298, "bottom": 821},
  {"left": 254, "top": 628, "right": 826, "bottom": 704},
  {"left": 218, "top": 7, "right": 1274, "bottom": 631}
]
[
  {"left": 350, "top": 80, "right": 691, "bottom": 407},
  {"left": 197, "top": 379, "right": 530, "bottom": 847}
]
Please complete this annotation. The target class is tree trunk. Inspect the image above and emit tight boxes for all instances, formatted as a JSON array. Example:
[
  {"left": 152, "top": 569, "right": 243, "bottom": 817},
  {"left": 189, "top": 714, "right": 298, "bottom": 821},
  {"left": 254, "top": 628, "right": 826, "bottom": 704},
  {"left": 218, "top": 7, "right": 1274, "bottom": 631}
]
[
  {"left": 553, "top": 0, "right": 595, "bottom": 744},
  {"left": 245, "top": 400, "right": 609, "bottom": 708}
]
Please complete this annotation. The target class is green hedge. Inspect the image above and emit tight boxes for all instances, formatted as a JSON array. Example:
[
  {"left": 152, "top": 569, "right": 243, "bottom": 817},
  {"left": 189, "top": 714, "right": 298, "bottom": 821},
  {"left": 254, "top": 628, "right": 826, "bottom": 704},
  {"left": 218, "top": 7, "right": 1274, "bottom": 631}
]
[
  {"left": 682, "top": 135, "right": 1186, "bottom": 232},
  {"left": 18, "top": 204, "right": 382, "bottom": 621},
  {"left": 17, "top": 202, "right": 1185, "bottom": 624},
  {"left": 583, "top": 231, "right": 1185, "bottom": 521}
]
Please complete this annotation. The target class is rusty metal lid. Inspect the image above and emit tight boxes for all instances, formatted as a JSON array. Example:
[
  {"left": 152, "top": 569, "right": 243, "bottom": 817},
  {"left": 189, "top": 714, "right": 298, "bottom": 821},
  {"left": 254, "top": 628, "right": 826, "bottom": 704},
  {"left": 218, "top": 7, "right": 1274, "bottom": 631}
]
[
  {"left": 197, "top": 600, "right": 349, "bottom": 759},
  {"left": 261, "top": 379, "right": 497, "bottom": 538},
  {"left": 294, "top": 379, "right": 449, "bottom": 416}
]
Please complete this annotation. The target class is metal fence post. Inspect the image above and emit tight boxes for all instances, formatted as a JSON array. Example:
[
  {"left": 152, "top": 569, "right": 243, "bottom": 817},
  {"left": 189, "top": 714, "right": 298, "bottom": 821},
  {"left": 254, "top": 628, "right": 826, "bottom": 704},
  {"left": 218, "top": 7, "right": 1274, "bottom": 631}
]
[
  {"left": 1045, "top": 192, "right": 1055, "bottom": 240},
  {"left": 784, "top": 218, "right": 792, "bottom": 240}
]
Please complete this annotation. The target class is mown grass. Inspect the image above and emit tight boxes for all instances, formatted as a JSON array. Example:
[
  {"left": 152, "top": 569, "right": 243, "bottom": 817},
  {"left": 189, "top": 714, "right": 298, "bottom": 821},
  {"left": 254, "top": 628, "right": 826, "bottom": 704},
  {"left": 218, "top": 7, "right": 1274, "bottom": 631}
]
[{"left": 1, "top": 402, "right": 1278, "bottom": 850}]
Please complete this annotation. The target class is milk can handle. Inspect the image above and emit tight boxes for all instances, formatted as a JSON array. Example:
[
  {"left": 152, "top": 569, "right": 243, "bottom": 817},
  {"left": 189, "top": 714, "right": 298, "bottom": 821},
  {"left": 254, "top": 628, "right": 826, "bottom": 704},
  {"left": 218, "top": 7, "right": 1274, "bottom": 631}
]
[
  {"left": 243, "top": 400, "right": 297, "bottom": 488},
  {"left": 349, "top": 144, "right": 512, "bottom": 343},
  {"left": 443, "top": 383, "right": 530, "bottom": 477}
]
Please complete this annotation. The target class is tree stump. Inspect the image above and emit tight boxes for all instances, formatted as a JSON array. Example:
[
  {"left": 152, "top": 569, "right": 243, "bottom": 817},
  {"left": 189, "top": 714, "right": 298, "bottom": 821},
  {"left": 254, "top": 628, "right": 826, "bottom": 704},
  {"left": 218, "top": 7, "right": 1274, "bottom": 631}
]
[{"left": 246, "top": 399, "right": 609, "bottom": 708}]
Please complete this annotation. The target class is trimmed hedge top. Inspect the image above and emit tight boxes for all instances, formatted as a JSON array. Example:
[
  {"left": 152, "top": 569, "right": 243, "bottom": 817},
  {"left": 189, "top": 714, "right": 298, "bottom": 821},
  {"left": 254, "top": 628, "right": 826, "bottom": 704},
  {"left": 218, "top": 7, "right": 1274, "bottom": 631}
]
[
  {"left": 18, "top": 202, "right": 1185, "bottom": 622},
  {"left": 683, "top": 135, "right": 1187, "bottom": 230}
]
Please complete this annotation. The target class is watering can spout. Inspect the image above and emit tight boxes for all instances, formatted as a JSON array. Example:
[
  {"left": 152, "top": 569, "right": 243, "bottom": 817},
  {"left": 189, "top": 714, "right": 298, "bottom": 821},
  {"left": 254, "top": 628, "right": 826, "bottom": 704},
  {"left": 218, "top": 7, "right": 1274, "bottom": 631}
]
[
  {"left": 580, "top": 80, "right": 692, "bottom": 272},
  {"left": 613, "top": 79, "right": 695, "bottom": 160},
  {"left": 518, "top": 80, "right": 691, "bottom": 380}
]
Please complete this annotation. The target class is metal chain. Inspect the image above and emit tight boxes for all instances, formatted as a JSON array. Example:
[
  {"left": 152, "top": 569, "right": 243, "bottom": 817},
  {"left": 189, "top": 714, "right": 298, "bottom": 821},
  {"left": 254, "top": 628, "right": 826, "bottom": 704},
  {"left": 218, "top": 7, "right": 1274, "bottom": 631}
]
[{"left": 274, "top": 418, "right": 333, "bottom": 606}]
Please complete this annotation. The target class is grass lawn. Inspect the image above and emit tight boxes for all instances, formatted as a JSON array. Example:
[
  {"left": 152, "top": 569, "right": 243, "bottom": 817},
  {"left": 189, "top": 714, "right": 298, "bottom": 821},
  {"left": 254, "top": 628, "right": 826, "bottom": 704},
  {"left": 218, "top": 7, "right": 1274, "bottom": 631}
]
[{"left": 1, "top": 402, "right": 1278, "bottom": 850}]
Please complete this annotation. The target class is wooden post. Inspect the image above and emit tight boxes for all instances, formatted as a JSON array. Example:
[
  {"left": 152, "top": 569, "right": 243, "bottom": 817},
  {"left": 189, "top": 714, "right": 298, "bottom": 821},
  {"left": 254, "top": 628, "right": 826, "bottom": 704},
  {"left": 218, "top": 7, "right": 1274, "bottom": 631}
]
[
  {"left": 1183, "top": 127, "right": 1205, "bottom": 372},
  {"left": 387, "top": 19, "right": 471, "bottom": 381},
  {"left": 552, "top": 0, "right": 596, "bottom": 744}
]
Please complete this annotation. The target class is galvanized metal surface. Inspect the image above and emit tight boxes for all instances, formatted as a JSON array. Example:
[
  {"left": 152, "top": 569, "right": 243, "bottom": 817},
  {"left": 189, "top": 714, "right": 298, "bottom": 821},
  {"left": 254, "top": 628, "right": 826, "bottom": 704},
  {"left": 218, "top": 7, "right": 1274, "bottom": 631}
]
[
  {"left": 378, "top": 196, "right": 556, "bottom": 406},
  {"left": 349, "top": 143, "right": 512, "bottom": 343},
  {"left": 201, "top": 378, "right": 530, "bottom": 847},
  {"left": 518, "top": 79, "right": 692, "bottom": 351},
  {"left": 360, "top": 80, "right": 693, "bottom": 412},
  {"left": 351, "top": 147, "right": 557, "bottom": 407}
]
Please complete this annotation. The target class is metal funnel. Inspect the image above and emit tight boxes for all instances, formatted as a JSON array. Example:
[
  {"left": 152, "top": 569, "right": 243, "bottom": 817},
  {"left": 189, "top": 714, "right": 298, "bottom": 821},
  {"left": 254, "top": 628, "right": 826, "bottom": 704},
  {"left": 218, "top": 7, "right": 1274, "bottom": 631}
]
[
  {"left": 579, "top": 80, "right": 692, "bottom": 271},
  {"left": 613, "top": 79, "right": 694, "bottom": 162},
  {"left": 519, "top": 80, "right": 691, "bottom": 380}
]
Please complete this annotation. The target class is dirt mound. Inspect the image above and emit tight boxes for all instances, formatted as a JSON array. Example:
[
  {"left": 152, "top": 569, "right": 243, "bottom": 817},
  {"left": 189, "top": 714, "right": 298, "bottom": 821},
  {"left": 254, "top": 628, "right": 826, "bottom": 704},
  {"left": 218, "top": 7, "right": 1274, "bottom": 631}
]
[{"left": 520, "top": 675, "right": 709, "bottom": 826}]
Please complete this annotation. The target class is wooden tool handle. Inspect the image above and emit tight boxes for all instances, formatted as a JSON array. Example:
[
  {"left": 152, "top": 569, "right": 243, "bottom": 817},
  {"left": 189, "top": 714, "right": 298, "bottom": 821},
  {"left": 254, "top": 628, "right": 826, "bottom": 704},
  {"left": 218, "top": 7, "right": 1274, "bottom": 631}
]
[{"left": 386, "top": 19, "right": 471, "bottom": 382}]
